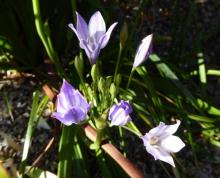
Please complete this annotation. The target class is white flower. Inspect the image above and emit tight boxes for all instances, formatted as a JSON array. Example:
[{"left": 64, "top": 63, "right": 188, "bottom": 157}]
[{"left": 141, "top": 120, "right": 185, "bottom": 167}]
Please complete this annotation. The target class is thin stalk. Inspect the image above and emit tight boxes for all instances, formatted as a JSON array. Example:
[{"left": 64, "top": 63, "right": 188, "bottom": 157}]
[
  {"left": 159, "top": 162, "right": 172, "bottom": 178},
  {"left": 19, "top": 91, "right": 46, "bottom": 178},
  {"left": 172, "top": 154, "right": 186, "bottom": 175},
  {"left": 172, "top": 167, "right": 180, "bottom": 178},
  {"left": 122, "top": 126, "right": 142, "bottom": 137},
  {"left": 126, "top": 68, "right": 135, "bottom": 89},
  {"left": 197, "top": 53, "right": 206, "bottom": 84},
  {"left": 113, "top": 44, "right": 123, "bottom": 82},
  {"left": 90, "top": 128, "right": 104, "bottom": 151},
  {"left": 118, "top": 127, "right": 126, "bottom": 156},
  {"left": 122, "top": 121, "right": 142, "bottom": 137},
  {"left": 191, "top": 69, "right": 220, "bottom": 76},
  {"left": 32, "top": 0, "right": 64, "bottom": 76},
  {"left": 208, "top": 69, "right": 220, "bottom": 76},
  {"left": 32, "top": 0, "right": 51, "bottom": 57},
  {"left": 188, "top": 132, "right": 199, "bottom": 168}
]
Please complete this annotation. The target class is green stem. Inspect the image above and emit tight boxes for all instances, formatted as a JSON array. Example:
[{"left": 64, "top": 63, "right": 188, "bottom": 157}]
[
  {"left": 197, "top": 53, "right": 206, "bottom": 84},
  {"left": 119, "top": 127, "right": 126, "bottom": 156},
  {"left": 32, "top": 0, "right": 64, "bottom": 76},
  {"left": 126, "top": 68, "right": 135, "bottom": 89},
  {"left": 191, "top": 69, "right": 220, "bottom": 76},
  {"left": 114, "top": 44, "right": 123, "bottom": 82},
  {"left": 122, "top": 126, "right": 141, "bottom": 137},
  {"left": 159, "top": 162, "right": 172, "bottom": 178},
  {"left": 90, "top": 128, "right": 104, "bottom": 151},
  {"left": 58, "top": 125, "right": 75, "bottom": 178}
]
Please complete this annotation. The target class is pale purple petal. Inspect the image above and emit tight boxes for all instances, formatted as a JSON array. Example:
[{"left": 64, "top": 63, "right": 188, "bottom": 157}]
[
  {"left": 89, "top": 46, "right": 102, "bottom": 64},
  {"left": 60, "top": 79, "right": 76, "bottom": 106},
  {"left": 100, "top": 22, "right": 118, "bottom": 49},
  {"left": 160, "top": 135, "right": 185, "bottom": 153},
  {"left": 68, "top": 23, "right": 79, "bottom": 40},
  {"left": 68, "top": 107, "right": 87, "bottom": 123},
  {"left": 80, "top": 40, "right": 100, "bottom": 64},
  {"left": 88, "top": 11, "right": 106, "bottom": 37},
  {"left": 109, "top": 108, "right": 127, "bottom": 126},
  {"left": 163, "top": 120, "right": 181, "bottom": 135},
  {"left": 56, "top": 93, "right": 69, "bottom": 112},
  {"left": 52, "top": 79, "right": 90, "bottom": 125},
  {"left": 52, "top": 107, "right": 86, "bottom": 125},
  {"left": 73, "top": 90, "right": 91, "bottom": 112},
  {"left": 108, "top": 100, "right": 132, "bottom": 126},
  {"left": 120, "top": 100, "right": 133, "bottom": 114},
  {"left": 140, "top": 133, "right": 151, "bottom": 146},
  {"left": 151, "top": 147, "right": 175, "bottom": 167},
  {"left": 133, "top": 34, "right": 153, "bottom": 68},
  {"left": 52, "top": 112, "right": 75, "bottom": 126},
  {"left": 80, "top": 36, "right": 105, "bottom": 64},
  {"left": 149, "top": 122, "right": 166, "bottom": 136},
  {"left": 76, "top": 12, "right": 88, "bottom": 40},
  {"left": 141, "top": 135, "right": 175, "bottom": 166}
]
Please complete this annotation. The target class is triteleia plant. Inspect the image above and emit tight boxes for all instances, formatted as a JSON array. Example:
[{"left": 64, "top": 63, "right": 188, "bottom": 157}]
[{"left": 52, "top": 10, "right": 185, "bottom": 171}]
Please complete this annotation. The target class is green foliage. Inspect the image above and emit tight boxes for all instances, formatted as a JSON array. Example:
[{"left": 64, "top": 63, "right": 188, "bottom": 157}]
[
  {"left": 19, "top": 91, "right": 49, "bottom": 178},
  {"left": 1, "top": 0, "right": 220, "bottom": 178}
]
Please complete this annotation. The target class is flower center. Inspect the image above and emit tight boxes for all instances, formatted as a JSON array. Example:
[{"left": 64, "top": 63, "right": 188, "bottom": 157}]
[
  {"left": 149, "top": 136, "right": 159, "bottom": 145},
  {"left": 88, "top": 36, "right": 97, "bottom": 50}
]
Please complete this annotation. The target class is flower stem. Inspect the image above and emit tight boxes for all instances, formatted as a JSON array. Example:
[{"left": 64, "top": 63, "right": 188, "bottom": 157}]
[
  {"left": 122, "top": 125, "right": 142, "bottom": 137},
  {"left": 90, "top": 128, "right": 104, "bottom": 151},
  {"left": 126, "top": 68, "right": 135, "bottom": 89},
  {"left": 32, "top": 0, "right": 64, "bottom": 77},
  {"left": 119, "top": 127, "right": 126, "bottom": 156},
  {"left": 114, "top": 44, "right": 123, "bottom": 82}
]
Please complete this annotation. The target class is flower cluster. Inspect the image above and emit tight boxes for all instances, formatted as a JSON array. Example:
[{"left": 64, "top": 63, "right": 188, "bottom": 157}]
[{"left": 52, "top": 11, "right": 185, "bottom": 167}]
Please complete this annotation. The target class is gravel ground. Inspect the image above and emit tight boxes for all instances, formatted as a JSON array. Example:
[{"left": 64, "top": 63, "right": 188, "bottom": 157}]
[{"left": 0, "top": 76, "right": 58, "bottom": 175}]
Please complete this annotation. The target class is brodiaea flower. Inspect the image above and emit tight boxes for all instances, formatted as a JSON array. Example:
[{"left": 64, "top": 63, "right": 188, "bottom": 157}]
[
  {"left": 108, "top": 100, "right": 132, "bottom": 126},
  {"left": 69, "top": 11, "right": 117, "bottom": 64},
  {"left": 52, "top": 79, "right": 91, "bottom": 126},
  {"left": 133, "top": 34, "right": 153, "bottom": 68},
  {"left": 141, "top": 120, "right": 185, "bottom": 167}
]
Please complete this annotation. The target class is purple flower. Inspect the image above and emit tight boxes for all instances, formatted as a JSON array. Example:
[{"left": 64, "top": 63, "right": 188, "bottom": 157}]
[
  {"left": 69, "top": 11, "right": 117, "bottom": 64},
  {"left": 52, "top": 79, "right": 91, "bottom": 126},
  {"left": 133, "top": 34, "right": 153, "bottom": 68},
  {"left": 108, "top": 100, "right": 132, "bottom": 126},
  {"left": 141, "top": 120, "right": 185, "bottom": 167}
]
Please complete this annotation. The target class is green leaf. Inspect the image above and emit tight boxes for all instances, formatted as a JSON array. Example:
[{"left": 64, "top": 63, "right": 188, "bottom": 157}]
[
  {"left": 187, "top": 114, "right": 219, "bottom": 123},
  {"left": 19, "top": 91, "right": 49, "bottom": 178},
  {"left": 149, "top": 54, "right": 199, "bottom": 110}
]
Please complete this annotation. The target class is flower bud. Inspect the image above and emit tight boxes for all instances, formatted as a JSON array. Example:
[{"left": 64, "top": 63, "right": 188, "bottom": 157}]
[
  {"left": 108, "top": 100, "right": 132, "bottom": 126},
  {"left": 74, "top": 55, "right": 84, "bottom": 79}
]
